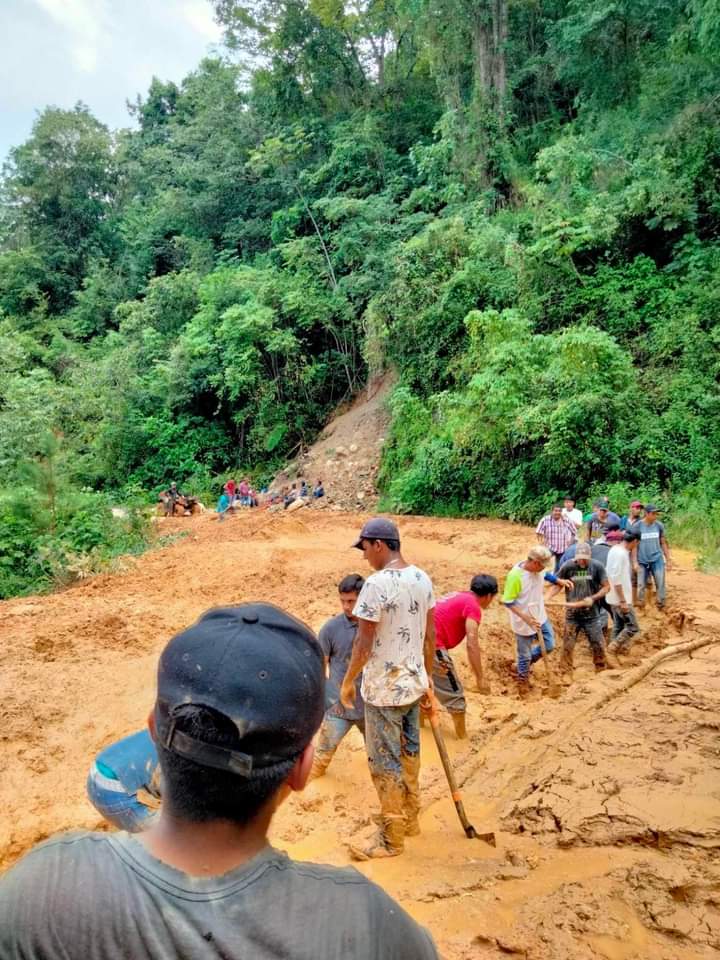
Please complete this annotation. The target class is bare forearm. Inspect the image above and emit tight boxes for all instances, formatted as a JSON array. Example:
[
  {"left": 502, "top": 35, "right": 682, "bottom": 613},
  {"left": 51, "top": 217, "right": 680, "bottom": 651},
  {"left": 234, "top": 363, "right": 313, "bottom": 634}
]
[
  {"left": 466, "top": 638, "right": 484, "bottom": 684},
  {"left": 343, "top": 623, "right": 374, "bottom": 685},
  {"left": 592, "top": 582, "right": 610, "bottom": 602},
  {"left": 424, "top": 617, "right": 436, "bottom": 677}
]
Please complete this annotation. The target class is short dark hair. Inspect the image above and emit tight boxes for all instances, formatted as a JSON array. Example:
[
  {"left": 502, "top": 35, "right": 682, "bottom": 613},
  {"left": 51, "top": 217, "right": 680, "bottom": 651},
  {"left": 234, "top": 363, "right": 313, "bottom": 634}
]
[
  {"left": 552, "top": 503, "right": 563, "bottom": 510},
  {"left": 158, "top": 705, "right": 295, "bottom": 825},
  {"left": 623, "top": 531, "right": 639, "bottom": 542},
  {"left": 339, "top": 573, "right": 365, "bottom": 594},
  {"left": 470, "top": 574, "right": 498, "bottom": 597},
  {"left": 366, "top": 537, "right": 401, "bottom": 552}
]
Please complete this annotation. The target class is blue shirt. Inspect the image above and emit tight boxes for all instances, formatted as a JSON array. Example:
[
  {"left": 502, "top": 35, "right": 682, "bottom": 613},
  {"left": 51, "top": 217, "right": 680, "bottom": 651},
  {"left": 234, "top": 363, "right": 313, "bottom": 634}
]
[{"left": 96, "top": 730, "right": 158, "bottom": 795}]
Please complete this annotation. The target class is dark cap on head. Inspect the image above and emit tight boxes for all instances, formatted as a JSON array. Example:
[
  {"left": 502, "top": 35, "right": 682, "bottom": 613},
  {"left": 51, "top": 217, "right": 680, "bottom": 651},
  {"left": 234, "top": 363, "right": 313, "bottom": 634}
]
[
  {"left": 352, "top": 517, "right": 400, "bottom": 549},
  {"left": 154, "top": 603, "right": 324, "bottom": 778},
  {"left": 644, "top": 503, "right": 660, "bottom": 513}
]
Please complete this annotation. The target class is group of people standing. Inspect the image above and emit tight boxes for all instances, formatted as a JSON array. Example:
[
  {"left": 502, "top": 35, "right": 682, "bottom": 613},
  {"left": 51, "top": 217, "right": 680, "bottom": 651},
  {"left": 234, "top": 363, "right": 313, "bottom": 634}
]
[
  {"left": 525, "top": 495, "right": 672, "bottom": 688},
  {"left": 81, "top": 507, "right": 671, "bottom": 863}
]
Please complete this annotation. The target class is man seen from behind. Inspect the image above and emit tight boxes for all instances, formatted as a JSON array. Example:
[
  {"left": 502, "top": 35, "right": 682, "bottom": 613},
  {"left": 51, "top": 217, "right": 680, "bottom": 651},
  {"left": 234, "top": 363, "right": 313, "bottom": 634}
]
[
  {"left": 0, "top": 603, "right": 437, "bottom": 959},
  {"left": 606, "top": 531, "right": 641, "bottom": 658}
]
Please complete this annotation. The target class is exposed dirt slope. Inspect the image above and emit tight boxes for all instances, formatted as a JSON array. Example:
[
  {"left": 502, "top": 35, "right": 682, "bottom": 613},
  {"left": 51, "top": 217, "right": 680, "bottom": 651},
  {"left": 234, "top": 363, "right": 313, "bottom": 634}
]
[
  {"left": 272, "top": 372, "right": 394, "bottom": 510},
  {"left": 1, "top": 509, "right": 719, "bottom": 960}
]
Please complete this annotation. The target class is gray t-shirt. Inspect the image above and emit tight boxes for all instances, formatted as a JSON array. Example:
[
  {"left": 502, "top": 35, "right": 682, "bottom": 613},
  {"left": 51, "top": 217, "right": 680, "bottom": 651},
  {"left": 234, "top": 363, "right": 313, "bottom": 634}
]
[
  {"left": 0, "top": 832, "right": 437, "bottom": 960},
  {"left": 318, "top": 612, "right": 364, "bottom": 722},
  {"left": 631, "top": 520, "right": 666, "bottom": 564}
]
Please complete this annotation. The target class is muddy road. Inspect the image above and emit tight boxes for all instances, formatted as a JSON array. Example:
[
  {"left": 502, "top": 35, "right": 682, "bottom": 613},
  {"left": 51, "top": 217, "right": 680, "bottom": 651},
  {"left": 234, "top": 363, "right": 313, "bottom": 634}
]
[{"left": 1, "top": 510, "right": 719, "bottom": 958}]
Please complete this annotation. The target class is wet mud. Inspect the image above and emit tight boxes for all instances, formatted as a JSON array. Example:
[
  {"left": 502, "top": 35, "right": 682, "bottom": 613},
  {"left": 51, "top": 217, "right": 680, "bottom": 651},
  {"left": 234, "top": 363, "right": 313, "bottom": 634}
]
[{"left": 1, "top": 510, "right": 719, "bottom": 958}]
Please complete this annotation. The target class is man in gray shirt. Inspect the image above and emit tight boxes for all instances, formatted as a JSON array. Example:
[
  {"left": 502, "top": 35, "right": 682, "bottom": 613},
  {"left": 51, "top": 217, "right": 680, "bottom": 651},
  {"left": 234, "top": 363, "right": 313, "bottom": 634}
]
[
  {"left": 0, "top": 603, "right": 437, "bottom": 960},
  {"left": 311, "top": 573, "right": 366, "bottom": 779},
  {"left": 631, "top": 503, "right": 671, "bottom": 609}
]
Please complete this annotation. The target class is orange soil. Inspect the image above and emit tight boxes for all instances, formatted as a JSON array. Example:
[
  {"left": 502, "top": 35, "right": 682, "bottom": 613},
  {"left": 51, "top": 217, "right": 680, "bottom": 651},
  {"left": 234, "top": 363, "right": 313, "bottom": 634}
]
[{"left": 1, "top": 510, "right": 719, "bottom": 959}]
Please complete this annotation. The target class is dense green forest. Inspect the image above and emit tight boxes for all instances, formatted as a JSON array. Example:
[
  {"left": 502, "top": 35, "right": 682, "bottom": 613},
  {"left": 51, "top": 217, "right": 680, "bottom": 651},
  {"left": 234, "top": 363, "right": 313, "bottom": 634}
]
[{"left": 1, "top": 0, "right": 720, "bottom": 595}]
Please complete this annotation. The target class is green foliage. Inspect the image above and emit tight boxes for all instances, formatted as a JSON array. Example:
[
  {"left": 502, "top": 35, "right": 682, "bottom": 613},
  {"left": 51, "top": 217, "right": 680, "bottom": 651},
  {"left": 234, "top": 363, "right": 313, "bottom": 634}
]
[
  {"left": 0, "top": 436, "right": 151, "bottom": 597},
  {"left": 1, "top": 0, "right": 720, "bottom": 593}
]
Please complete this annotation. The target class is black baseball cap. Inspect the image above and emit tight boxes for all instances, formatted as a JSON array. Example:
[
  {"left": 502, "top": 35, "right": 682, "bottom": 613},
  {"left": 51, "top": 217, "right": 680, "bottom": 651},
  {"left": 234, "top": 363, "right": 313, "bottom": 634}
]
[
  {"left": 352, "top": 517, "right": 400, "bottom": 549},
  {"left": 644, "top": 503, "right": 661, "bottom": 513},
  {"left": 154, "top": 603, "right": 325, "bottom": 778}
]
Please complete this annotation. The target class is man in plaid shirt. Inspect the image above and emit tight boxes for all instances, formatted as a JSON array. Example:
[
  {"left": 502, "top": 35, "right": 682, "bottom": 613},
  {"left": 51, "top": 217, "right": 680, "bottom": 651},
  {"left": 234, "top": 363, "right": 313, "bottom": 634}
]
[{"left": 536, "top": 504, "right": 578, "bottom": 571}]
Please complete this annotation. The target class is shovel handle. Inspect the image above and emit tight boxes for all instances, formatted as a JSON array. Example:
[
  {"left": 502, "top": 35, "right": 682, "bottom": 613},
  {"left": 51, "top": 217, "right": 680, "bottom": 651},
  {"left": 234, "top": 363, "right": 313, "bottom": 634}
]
[{"left": 425, "top": 691, "right": 484, "bottom": 839}]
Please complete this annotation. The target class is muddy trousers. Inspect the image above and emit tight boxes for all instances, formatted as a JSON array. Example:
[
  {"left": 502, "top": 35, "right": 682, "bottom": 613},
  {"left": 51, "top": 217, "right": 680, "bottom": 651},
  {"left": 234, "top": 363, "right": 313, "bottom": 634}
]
[
  {"left": 561, "top": 619, "right": 606, "bottom": 669},
  {"left": 609, "top": 605, "right": 640, "bottom": 651},
  {"left": 637, "top": 559, "right": 666, "bottom": 607},
  {"left": 310, "top": 714, "right": 365, "bottom": 778},
  {"left": 515, "top": 620, "right": 555, "bottom": 680},
  {"left": 364, "top": 700, "right": 422, "bottom": 851}
]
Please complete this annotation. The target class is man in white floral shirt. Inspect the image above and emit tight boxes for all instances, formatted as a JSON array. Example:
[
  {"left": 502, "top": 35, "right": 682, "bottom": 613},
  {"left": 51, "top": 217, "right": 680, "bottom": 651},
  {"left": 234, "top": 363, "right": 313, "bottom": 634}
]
[{"left": 340, "top": 518, "right": 435, "bottom": 860}]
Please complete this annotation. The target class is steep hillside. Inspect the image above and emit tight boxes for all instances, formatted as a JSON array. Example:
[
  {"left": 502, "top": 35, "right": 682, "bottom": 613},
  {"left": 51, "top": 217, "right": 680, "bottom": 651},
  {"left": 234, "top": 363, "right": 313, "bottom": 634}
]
[{"left": 272, "top": 372, "right": 394, "bottom": 511}]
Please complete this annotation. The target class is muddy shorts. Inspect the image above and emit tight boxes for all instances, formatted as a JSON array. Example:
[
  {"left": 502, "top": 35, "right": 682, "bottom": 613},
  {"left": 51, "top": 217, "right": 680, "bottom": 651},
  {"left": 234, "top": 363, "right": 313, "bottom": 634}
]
[
  {"left": 431, "top": 656, "right": 466, "bottom": 714},
  {"left": 365, "top": 700, "right": 421, "bottom": 781}
]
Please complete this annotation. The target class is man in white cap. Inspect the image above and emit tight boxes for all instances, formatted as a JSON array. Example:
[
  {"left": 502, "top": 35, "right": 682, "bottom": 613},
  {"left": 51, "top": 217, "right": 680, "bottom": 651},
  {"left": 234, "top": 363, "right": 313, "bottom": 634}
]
[
  {"left": 502, "top": 545, "right": 569, "bottom": 696},
  {"left": 340, "top": 518, "right": 435, "bottom": 860}
]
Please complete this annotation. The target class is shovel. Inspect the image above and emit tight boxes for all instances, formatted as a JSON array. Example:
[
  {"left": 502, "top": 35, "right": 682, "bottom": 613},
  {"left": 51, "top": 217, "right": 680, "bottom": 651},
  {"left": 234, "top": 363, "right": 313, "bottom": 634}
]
[
  {"left": 529, "top": 602, "right": 561, "bottom": 698},
  {"left": 424, "top": 690, "right": 496, "bottom": 845}
]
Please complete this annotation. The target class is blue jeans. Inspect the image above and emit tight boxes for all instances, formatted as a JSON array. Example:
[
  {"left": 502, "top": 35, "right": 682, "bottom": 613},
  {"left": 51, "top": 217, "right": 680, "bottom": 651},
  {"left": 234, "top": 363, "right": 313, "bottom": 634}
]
[
  {"left": 86, "top": 767, "right": 158, "bottom": 832},
  {"left": 315, "top": 714, "right": 365, "bottom": 761},
  {"left": 365, "top": 700, "right": 420, "bottom": 781},
  {"left": 515, "top": 620, "right": 555, "bottom": 680},
  {"left": 638, "top": 558, "right": 666, "bottom": 606}
]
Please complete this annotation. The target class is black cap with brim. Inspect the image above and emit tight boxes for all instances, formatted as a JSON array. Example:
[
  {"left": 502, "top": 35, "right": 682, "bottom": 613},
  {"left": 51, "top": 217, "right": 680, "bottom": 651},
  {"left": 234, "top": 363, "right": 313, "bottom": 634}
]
[
  {"left": 352, "top": 516, "right": 400, "bottom": 549},
  {"left": 154, "top": 604, "right": 325, "bottom": 778},
  {"left": 644, "top": 504, "right": 661, "bottom": 513}
]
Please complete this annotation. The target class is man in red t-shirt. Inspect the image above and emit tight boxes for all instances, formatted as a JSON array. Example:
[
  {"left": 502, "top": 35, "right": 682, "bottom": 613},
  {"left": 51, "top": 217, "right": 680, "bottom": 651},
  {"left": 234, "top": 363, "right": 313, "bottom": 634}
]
[{"left": 431, "top": 574, "right": 498, "bottom": 739}]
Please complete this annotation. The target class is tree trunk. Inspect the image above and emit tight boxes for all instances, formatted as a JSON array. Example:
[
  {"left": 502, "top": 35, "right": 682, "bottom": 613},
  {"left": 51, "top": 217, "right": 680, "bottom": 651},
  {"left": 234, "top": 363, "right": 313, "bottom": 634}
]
[{"left": 472, "top": 0, "right": 507, "bottom": 112}]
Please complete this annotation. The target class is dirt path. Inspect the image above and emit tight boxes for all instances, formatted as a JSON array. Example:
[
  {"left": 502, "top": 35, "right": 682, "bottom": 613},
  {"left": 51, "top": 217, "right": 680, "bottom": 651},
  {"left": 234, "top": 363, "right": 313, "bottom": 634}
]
[{"left": 1, "top": 510, "right": 719, "bottom": 958}]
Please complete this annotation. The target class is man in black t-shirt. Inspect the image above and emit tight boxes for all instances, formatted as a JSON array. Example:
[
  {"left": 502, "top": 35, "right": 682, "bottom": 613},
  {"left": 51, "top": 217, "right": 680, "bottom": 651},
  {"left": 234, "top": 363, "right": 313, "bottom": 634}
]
[{"left": 549, "top": 542, "right": 610, "bottom": 676}]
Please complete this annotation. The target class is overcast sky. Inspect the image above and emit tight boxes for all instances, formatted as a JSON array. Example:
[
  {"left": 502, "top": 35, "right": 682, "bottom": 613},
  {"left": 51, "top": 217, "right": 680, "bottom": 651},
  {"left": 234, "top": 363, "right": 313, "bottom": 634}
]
[{"left": 1, "top": 0, "right": 224, "bottom": 164}]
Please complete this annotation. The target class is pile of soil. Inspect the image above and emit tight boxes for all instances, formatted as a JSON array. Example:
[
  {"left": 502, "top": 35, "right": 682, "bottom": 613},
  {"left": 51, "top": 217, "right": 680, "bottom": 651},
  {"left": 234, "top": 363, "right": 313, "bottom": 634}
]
[
  {"left": 1, "top": 509, "right": 718, "bottom": 959},
  {"left": 271, "top": 372, "right": 393, "bottom": 511}
]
